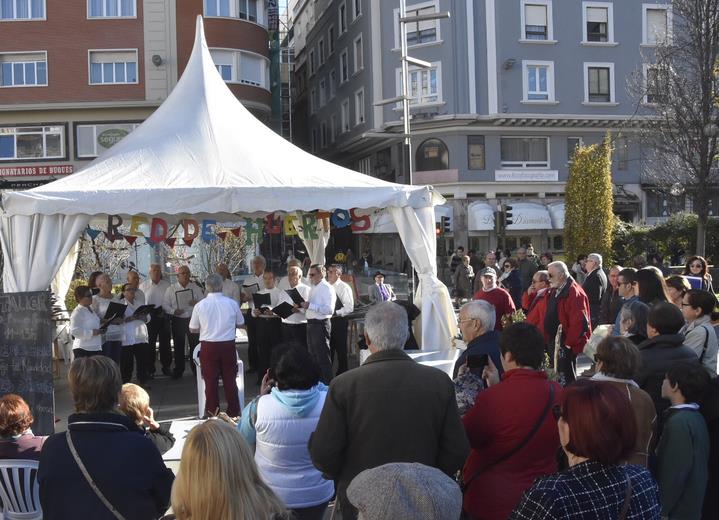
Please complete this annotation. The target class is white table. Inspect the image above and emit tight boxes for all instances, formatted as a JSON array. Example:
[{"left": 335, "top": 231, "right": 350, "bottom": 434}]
[{"left": 162, "top": 419, "right": 205, "bottom": 472}]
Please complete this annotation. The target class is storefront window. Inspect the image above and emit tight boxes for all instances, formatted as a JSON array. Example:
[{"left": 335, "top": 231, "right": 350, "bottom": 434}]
[{"left": 416, "top": 138, "right": 449, "bottom": 171}]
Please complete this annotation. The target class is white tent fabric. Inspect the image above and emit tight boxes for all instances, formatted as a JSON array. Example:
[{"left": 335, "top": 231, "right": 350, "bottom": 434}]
[{"left": 0, "top": 16, "right": 455, "bottom": 349}]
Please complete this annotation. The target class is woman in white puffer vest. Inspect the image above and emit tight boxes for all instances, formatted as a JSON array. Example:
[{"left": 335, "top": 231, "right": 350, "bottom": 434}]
[{"left": 238, "top": 344, "right": 333, "bottom": 520}]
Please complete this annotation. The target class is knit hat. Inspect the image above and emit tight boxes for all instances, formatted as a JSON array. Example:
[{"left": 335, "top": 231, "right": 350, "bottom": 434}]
[{"left": 347, "top": 463, "right": 462, "bottom": 520}]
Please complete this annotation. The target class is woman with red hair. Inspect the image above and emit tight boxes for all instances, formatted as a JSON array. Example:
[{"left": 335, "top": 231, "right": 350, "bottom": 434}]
[
  {"left": 0, "top": 394, "right": 46, "bottom": 460},
  {"left": 511, "top": 381, "right": 660, "bottom": 519}
]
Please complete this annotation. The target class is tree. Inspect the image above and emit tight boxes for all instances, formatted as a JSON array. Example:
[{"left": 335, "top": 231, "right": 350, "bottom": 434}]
[
  {"left": 632, "top": 0, "right": 719, "bottom": 257},
  {"left": 565, "top": 135, "right": 615, "bottom": 263}
]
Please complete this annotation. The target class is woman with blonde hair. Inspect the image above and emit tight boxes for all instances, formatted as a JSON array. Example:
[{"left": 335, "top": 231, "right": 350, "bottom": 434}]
[{"left": 169, "top": 420, "right": 287, "bottom": 520}]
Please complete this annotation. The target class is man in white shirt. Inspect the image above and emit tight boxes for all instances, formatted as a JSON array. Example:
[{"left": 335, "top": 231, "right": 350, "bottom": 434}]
[
  {"left": 240, "top": 255, "right": 267, "bottom": 373},
  {"left": 280, "top": 265, "right": 311, "bottom": 349},
  {"left": 300, "top": 264, "right": 337, "bottom": 384},
  {"left": 190, "top": 274, "right": 245, "bottom": 418},
  {"left": 278, "top": 258, "right": 311, "bottom": 290},
  {"left": 139, "top": 263, "right": 172, "bottom": 377},
  {"left": 252, "top": 271, "right": 284, "bottom": 383},
  {"left": 214, "top": 262, "right": 241, "bottom": 303},
  {"left": 162, "top": 265, "right": 204, "bottom": 379},
  {"left": 328, "top": 264, "right": 355, "bottom": 375}
]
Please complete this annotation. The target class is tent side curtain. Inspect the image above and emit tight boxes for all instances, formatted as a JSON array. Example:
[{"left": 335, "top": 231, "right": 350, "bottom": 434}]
[
  {"left": 389, "top": 206, "right": 457, "bottom": 348},
  {"left": 1, "top": 214, "right": 89, "bottom": 293}
]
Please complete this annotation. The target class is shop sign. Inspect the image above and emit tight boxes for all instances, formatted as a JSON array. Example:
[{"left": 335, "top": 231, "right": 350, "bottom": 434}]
[
  {"left": 0, "top": 165, "right": 74, "bottom": 177},
  {"left": 0, "top": 180, "right": 47, "bottom": 190},
  {"left": 495, "top": 170, "right": 559, "bottom": 182},
  {"left": 97, "top": 129, "right": 129, "bottom": 149}
]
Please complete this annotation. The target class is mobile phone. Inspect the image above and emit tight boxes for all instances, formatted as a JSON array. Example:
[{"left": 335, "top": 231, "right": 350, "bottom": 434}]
[{"left": 467, "top": 354, "right": 489, "bottom": 370}]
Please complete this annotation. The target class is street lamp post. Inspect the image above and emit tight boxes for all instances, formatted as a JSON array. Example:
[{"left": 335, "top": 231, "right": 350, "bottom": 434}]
[{"left": 375, "top": 1, "right": 450, "bottom": 298}]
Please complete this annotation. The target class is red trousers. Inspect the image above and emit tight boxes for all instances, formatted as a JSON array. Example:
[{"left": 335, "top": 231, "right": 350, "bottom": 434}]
[{"left": 199, "top": 340, "right": 240, "bottom": 417}]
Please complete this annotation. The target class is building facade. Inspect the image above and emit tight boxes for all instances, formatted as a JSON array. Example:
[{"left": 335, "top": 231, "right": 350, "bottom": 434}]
[
  {"left": 294, "top": 0, "right": 690, "bottom": 269},
  {"left": 0, "top": 0, "right": 272, "bottom": 190}
]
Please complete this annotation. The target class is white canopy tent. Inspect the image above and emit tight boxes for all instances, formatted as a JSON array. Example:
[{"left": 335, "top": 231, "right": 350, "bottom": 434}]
[{"left": 0, "top": 17, "right": 456, "bottom": 348}]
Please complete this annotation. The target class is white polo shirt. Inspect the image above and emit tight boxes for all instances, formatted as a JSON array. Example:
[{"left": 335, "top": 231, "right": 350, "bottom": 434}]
[
  {"left": 306, "top": 278, "right": 337, "bottom": 321},
  {"left": 189, "top": 292, "right": 245, "bottom": 342},
  {"left": 330, "top": 278, "right": 355, "bottom": 318}
]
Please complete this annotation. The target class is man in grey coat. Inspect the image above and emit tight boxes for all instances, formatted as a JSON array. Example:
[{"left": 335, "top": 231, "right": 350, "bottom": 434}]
[{"left": 308, "top": 302, "right": 470, "bottom": 519}]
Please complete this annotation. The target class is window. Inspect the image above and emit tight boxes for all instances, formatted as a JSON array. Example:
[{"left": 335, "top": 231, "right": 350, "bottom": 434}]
[
  {"left": 582, "top": 2, "right": 613, "bottom": 43},
  {"left": 395, "top": 3, "right": 439, "bottom": 48},
  {"left": 318, "top": 38, "right": 326, "bottom": 65},
  {"left": 238, "top": 0, "right": 258, "bottom": 22},
  {"left": 311, "top": 127, "right": 318, "bottom": 152},
  {"left": 522, "top": 61, "right": 554, "bottom": 102},
  {"left": 567, "top": 137, "right": 583, "bottom": 162},
  {"left": 643, "top": 5, "right": 670, "bottom": 45},
  {"left": 617, "top": 136, "right": 628, "bottom": 170},
  {"left": 0, "top": 125, "right": 64, "bottom": 161},
  {"left": 500, "top": 137, "right": 549, "bottom": 168},
  {"left": 467, "top": 135, "right": 485, "bottom": 170},
  {"left": 88, "top": 0, "right": 135, "bottom": 17},
  {"left": 310, "top": 88, "right": 316, "bottom": 114},
  {"left": 0, "top": 0, "right": 44, "bottom": 19},
  {"left": 338, "top": 1, "right": 347, "bottom": 34},
  {"left": 340, "top": 49, "right": 348, "bottom": 83},
  {"left": 398, "top": 63, "right": 441, "bottom": 105},
  {"left": 521, "top": 1, "right": 553, "bottom": 41},
  {"left": 353, "top": 35, "right": 363, "bottom": 73},
  {"left": 319, "top": 78, "right": 326, "bottom": 107},
  {"left": 329, "top": 69, "right": 337, "bottom": 99},
  {"left": 89, "top": 50, "right": 138, "bottom": 84},
  {"left": 76, "top": 122, "right": 139, "bottom": 158},
  {"left": 354, "top": 88, "right": 365, "bottom": 125},
  {"left": 210, "top": 49, "right": 268, "bottom": 88},
  {"left": 584, "top": 63, "right": 614, "bottom": 103},
  {"left": 0, "top": 52, "right": 47, "bottom": 87},
  {"left": 320, "top": 121, "right": 328, "bottom": 148},
  {"left": 647, "top": 190, "right": 685, "bottom": 217},
  {"left": 352, "top": 0, "right": 361, "bottom": 20},
  {"left": 309, "top": 49, "right": 315, "bottom": 75},
  {"left": 204, "top": 0, "right": 257, "bottom": 20},
  {"left": 416, "top": 138, "right": 449, "bottom": 171},
  {"left": 644, "top": 65, "right": 661, "bottom": 104},
  {"left": 328, "top": 26, "right": 336, "bottom": 54},
  {"left": 341, "top": 99, "right": 350, "bottom": 132},
  {"left": 330, "top": 114, "right": 337, "bottom": 141}
]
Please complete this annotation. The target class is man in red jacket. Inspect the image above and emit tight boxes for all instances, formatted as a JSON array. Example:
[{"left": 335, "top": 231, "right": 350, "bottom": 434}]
[
  {"left": 544, "top": 261, "right": 591, "bottom": 385},
  {"left": 462, "top": 322, "right": 562, "bottom": 520}
]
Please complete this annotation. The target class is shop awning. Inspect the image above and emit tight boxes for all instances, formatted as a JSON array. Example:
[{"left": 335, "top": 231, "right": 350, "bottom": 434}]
[
  {"left": 548, "top": 202, "right": 565, "bottom": 230},
  {"left": 506, "top": 202, "right": 553, "bottom": 230},
  {"left": 468, "top": 201, "right": 495, "bottom": 231}
]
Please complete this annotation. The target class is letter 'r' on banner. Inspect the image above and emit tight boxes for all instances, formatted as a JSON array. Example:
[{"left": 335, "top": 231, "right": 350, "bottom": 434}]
[
  {"left": 182, "top": 219, "right": 199, "bottom": 240},
  {"left": 283, "top": 215, "right": 298, "bottom": 236},
  {"left": 107, "top": 215, "right": 123, "bottom": 241},
  {"left": 150, "top": 218, "right": 168, "bottom": 243},
  {"left": 300, "top": 213, "right": 319, "bottom": 240}
]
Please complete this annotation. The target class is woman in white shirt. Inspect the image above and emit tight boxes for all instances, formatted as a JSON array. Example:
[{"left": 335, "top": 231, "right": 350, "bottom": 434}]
[
  {"left": 69, "top": 285, "right": 103, "bottom": 357},
  {"left": 91, "top": 273, "right": 124, "bottom": 364},
  {"left": 120, "top": 283, "right": 151, "bottom": 384}
]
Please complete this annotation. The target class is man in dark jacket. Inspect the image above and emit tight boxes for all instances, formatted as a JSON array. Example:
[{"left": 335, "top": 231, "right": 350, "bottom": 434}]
[
  {"left": 544, "top": 261, "right": 592, "bottom": 384},
  {"left": 636, "top": 302, "right": 699, "bottom": 417},
  {"left": 309, "top": 302, "right": 469, "bottom": 519},
  {"left": 517, "top": 247, "right": 539, "bottom": 292},
  {"left": 38, "top": 357, "right": 173, "bottom": 520},
  {"left": 454, "top": 300, "right": 503, "bottom": 379},
  {"left": 582, "top": 253, "right": 608, "bottom": 328}
]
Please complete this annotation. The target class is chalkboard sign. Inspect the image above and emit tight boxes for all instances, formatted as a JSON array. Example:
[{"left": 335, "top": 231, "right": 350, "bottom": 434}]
[{"left": 0, "top": 291, "right": 55, "bottom": 435}]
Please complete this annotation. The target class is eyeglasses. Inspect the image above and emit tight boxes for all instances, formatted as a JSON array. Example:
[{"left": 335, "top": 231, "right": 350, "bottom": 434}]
[
  {"left": 681, "top": 302, "right": 693, "bottom": 307},
  {"left": 504, "top": 265, "right": 511, "bottom": 268},
  {"left": 690, "top": 263, "right": 702, "bottom": 268},
  {"left": 309, "top": 272, "right": 319, "bottom": 277},
  {"left": 552, "top": 404, "right": 563, "bottom": 421},
  {"left": 125, "top": 288, "right": 137, "bottom": 292}
]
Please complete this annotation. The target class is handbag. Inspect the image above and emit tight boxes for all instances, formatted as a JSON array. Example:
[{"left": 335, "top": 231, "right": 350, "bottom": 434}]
[
  {"left": 459, "top": 383, "right": 555, "bottom": 494},
  {"left": 66, "top": 431, "right": 127, "bottom": 520}
]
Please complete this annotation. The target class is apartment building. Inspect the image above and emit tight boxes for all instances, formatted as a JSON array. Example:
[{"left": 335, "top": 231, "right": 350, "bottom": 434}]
[
  {"left": 0, "top": 0, "right": 271, "bottom": 190},
  {"left": 295, "top": 0, "right": 695, "bottom": 263}
]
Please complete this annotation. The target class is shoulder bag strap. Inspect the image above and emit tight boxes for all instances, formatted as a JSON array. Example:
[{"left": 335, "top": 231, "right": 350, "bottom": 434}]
[
  {"left": 66, "top": 430, "right": 126, "bottom": 520},
  {"left": 699, "top": 326, "right": 711, "bottom": 363},
  {"left": 462, "top": 383, "right": 555, "bottom": 493},
  {"left": 618, "top": 477, "right": 633, "bottom": 520}
]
